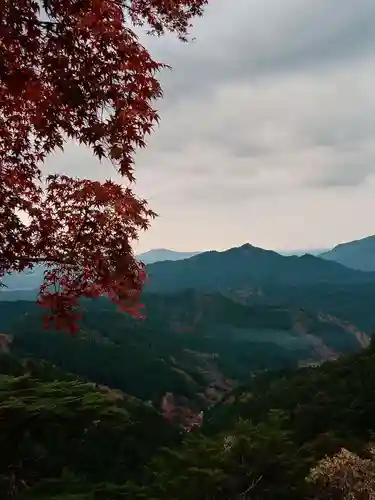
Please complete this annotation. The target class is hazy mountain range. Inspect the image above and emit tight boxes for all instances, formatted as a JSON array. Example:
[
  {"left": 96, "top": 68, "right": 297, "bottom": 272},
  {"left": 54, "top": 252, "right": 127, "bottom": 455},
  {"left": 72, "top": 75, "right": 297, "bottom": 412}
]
[
  {"left": 137, "top": 248, "right": 200, "bottom": 264},
  {"left": 1, "top": 234, "right": 375, "bottom": 292},
  {"left": 145, "top": 243, "right": 375, "bottom": 294}
]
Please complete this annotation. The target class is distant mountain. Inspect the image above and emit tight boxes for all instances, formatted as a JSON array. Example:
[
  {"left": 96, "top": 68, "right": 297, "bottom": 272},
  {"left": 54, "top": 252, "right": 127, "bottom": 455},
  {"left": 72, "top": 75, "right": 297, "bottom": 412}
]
[
  {"left": 320, "top": 235, "right": 375, "bottom": 272},
  {"left": 1, "top": 265, "right": 45, "bottom": 291},
  {"left": 279, "top": 248, "right": 328, "bottom": 256},
  {"left": 3, "top": 239, "right": 374, "bottom": 299},
  {"left": 145, "top": 243, "right": 375, "bottom": 295},
  {"left": 137, "top": 248, "right": 200, "bottom": 264},
  {"left": 0, "top": 249, "right": 199, "bottom": 292},
  {"left": 0, "top": 288, "right": 39, "bottom": 301}
]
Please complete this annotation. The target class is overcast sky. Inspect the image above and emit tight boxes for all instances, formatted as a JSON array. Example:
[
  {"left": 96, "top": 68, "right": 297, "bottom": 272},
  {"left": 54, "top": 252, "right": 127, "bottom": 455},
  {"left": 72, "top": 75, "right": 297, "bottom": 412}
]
[{"left": 47, "top": 0, "right": 375, "bottom": 253}]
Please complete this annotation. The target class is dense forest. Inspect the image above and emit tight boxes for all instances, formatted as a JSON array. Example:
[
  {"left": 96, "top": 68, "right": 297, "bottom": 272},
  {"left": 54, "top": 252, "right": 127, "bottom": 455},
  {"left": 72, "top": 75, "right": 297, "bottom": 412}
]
[
  {"left": 0, "top": 355, "right": 181, "bottom": 499},
  {"left": 2, "top": 333, "right": 375, "bottom": 498},
  {"left": 0, "top": 284, "right": 374, "bottom": 498},
  {"left": 0, "top": 291, "right": 369, "bottom": 421}
]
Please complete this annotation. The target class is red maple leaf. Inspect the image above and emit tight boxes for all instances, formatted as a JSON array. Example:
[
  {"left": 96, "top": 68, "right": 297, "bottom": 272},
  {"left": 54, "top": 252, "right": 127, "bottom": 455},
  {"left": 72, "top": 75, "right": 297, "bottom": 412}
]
[{"left": 0, "top": 0, "right": 209, "bottom": 332}]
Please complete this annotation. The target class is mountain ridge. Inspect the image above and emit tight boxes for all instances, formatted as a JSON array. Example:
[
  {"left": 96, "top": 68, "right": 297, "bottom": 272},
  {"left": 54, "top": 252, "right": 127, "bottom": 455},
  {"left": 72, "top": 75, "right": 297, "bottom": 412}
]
[
  {"left": 320, "top": 234, "right": 375, "bottom": 271},
  {"left": 2, "top": 236, "right": 375, "bottom": 291},
  {"left": 137, "top": 248, "right": 200, "bottom": 264},
  {"left": 145, "top": 242, "right": 375, "bottom": 295}
]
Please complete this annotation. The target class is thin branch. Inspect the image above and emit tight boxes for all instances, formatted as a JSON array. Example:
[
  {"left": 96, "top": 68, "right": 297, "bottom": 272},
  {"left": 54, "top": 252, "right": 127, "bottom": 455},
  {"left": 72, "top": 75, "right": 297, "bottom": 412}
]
[
  {"left": 27, "top": 19, "right": 59, "bottom": 31},
  {"left": 122, "top": 2, "right": 138, "bottom": 15},
  {"left": 69, "top": 206, "right": 91, "bottom": 259},
  {"left": 239, "top": 475, "right": 263, "bottom": 498}
]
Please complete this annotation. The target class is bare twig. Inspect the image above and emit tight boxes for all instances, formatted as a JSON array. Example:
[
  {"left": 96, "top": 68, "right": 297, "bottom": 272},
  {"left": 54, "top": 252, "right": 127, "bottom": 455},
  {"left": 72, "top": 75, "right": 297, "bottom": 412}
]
[{"left": 239, "top": 475, "right": 263, "bottom": 499}]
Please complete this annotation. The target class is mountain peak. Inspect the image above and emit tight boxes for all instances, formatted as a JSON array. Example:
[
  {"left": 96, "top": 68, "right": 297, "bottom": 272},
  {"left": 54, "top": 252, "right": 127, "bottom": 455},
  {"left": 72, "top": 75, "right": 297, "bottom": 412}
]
[
  {"left": 235, "top": 243, "right": 275, "bottom": 254},
  {"left": 239, "top": 243, "right": 257, "bottom": 250}
]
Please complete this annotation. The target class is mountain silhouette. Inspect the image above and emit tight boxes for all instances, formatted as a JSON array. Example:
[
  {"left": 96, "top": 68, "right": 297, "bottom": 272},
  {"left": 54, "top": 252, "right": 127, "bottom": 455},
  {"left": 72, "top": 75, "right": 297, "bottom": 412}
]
[
  {"left": 145, "top": 243, "right": 375, "bottom": 294},
  {"left": 320, "top": 235, "right": 375, "bottom": 272}
]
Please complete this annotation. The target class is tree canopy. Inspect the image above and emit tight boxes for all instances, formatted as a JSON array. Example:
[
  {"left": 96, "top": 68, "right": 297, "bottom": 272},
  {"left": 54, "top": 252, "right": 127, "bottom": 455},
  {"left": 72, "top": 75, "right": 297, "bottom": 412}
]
[{"left": 0, "top": 0, "right": 208, "bottom": 331}]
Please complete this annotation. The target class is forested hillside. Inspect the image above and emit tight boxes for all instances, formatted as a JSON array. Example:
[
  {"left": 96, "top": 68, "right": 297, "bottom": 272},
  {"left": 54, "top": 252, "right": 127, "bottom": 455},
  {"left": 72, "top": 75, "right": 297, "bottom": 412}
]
[
  {"left": 0, "top": 290, "right": 369, "bottom": 423},
  {"left": 0, "top": 355, "right": 180, "bottom": 499},
  {"left": 3, "top": 338, "right": 375, "bottom": 498},
  {"left": 145, "top": 244, "right": 375, "bottom": 293},
  {"left": 122, "top": 339, "right": 375, "bottom": 499}
]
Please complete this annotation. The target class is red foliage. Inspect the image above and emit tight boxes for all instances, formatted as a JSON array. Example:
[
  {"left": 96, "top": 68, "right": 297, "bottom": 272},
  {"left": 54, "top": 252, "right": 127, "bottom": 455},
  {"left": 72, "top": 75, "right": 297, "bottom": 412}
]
[{"left": 0, "top": 0, "right": 208, "bottom": 332}]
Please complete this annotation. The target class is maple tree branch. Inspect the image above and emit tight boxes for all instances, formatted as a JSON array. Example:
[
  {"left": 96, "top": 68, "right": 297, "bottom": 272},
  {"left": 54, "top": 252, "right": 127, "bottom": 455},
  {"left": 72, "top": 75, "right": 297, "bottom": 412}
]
[
  {"left": 122, "top": 2, "right": 138, "bottom": 15},
  {"left": 32, "top": 2, "right": 138, "bottom": 29},
  {"left": 38, "top": 20, "right": 58, "bottom": 27},
  {"left": 28, "top": 19, "right": 58, "bottom": 31},
  {"left": 69, "top": 206, "right": 91, "bottom": 259},
  {"left": 1, "top": 207, "right": 91, "bottom": 268}
]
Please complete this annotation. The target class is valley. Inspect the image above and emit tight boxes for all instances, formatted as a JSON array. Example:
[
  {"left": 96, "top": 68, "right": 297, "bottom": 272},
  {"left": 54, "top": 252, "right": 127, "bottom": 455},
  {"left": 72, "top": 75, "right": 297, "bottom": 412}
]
[
  {"left": 1, "top": 236, "right": 375, "bottom": 498},
  {"left": 1, "top": 293, "right": 366, "bottom": 426}
]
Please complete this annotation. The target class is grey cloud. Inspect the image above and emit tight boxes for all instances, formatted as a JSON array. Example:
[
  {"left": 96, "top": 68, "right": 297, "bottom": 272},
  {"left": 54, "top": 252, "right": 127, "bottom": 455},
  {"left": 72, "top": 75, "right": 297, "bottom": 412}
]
[
  {"left": 137, "top": 56, "right": 375, "bottom": 198},
  {"left": 45, "top": 1, "right": 375, "bottom": 252},
  {"left": 306, "top": 158, "right": 375, "bottom": 189},
  {"left": 149, "top": 0, "right": 375, "bottom": 104},
  {"left": 167, "top": 179, "right": 282, "bottom": 206}
]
